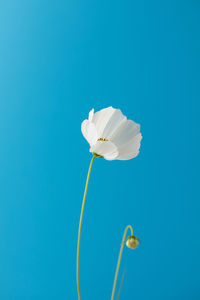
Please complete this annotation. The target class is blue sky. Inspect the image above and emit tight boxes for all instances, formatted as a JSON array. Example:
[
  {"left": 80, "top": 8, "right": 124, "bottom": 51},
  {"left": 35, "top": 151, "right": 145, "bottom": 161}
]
[{"left": 0, "top": 1, "right": 200, "bottom": 299}]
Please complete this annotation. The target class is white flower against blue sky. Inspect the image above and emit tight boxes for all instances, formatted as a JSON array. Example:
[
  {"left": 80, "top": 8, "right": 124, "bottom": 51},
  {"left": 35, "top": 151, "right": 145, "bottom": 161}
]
[{"left": 81, "top": 106, "right": 142, "bottom": 160}]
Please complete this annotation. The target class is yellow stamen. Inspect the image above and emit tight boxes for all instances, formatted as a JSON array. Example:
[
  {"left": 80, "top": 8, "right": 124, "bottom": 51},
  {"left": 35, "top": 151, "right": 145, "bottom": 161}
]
[{"left": 98, "top": 138, "right": 108, "bottom": 141}]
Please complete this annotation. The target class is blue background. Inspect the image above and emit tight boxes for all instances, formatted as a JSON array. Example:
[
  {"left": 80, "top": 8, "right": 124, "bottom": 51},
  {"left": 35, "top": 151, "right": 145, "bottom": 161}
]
[{"left": 0, "top": 1, "right": 200, "bottom": 299}]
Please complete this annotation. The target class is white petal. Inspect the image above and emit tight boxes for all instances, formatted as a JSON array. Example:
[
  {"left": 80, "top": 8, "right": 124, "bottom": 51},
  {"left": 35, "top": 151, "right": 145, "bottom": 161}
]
[
  {"left": 92, "top": 106, "right": 115, "bottom": 137},
  {"left": 111, "top": 120, "right": 140, "bottom": 147},
  {"left": 90, "top": 140, "right": 119, "bottom": 160},
  {"left": 89, "top": 108, "right": 94, "bottom": 122},
  {"left": 102, "top": 109, "right": 127, "bottom": 139},
  {"left": 116, "top": 133, "right": 142, "bottom": 160},
  {"left": 81, "top": 120, "right": 98, "bottom": 146}
]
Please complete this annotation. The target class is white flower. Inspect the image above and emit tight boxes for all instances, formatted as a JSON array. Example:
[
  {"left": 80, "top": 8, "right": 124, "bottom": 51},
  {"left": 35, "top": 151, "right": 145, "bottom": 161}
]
[{"left": 81, "top": 106, "right": 142, "bottom": 161}]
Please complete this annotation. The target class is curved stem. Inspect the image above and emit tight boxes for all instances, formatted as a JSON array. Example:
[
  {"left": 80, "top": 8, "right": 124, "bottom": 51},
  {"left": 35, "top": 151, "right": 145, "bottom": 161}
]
[
  {"left": 76, "top": 155, "right": 95, "bottom": 300},
  {"left": 111, "top": 225, "right": 133, "bottom": 300}
]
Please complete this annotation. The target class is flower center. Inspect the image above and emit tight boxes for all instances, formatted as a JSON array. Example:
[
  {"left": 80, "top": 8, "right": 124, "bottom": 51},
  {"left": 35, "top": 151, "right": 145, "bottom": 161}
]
[{"left": 97, "top": 138, "right": 108, "bottom": 141}]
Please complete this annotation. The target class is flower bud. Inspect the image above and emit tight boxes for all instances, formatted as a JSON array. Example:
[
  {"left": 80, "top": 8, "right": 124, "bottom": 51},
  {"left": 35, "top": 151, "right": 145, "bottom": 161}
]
[{"left": 126, "top": 235, "right": 139, "bottom": 249}]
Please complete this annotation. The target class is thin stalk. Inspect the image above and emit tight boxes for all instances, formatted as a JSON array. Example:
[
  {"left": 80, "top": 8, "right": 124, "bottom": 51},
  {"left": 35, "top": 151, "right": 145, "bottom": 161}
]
[
  {"left": 76, "top": 155, "right": 95, "bottom": 300},
  {"left": 111, "top": 225, "right": 133, "bottom": 300},
  {"left": 116, "top": 269, "right": 126, "bottom": 300}
]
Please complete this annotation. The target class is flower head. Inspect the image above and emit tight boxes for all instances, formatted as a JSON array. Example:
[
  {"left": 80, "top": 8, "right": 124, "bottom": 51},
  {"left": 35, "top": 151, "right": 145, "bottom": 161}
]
[
  {"left": 81, "top": 107, "right": 142, "bottom": 160},
  {"left": 126, "top": 235, "right": 139, "bottom": 249}
]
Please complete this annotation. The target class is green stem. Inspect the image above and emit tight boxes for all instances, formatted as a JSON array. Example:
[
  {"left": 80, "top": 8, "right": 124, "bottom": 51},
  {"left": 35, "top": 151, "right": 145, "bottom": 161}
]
[
  {"left": 111, "top": 225, "right": 133, "bottom": 300},
  {"left": 76, "top": 155, "right": 95, "bottom": 300},
  {"left": 116, "top": 269, "right": 126, "bottom": 300}
]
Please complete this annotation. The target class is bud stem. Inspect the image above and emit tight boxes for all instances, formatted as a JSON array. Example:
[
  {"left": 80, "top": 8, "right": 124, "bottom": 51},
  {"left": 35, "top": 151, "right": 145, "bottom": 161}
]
[{"left": 111, "top": 225, "right": 133, "bottom": 300}]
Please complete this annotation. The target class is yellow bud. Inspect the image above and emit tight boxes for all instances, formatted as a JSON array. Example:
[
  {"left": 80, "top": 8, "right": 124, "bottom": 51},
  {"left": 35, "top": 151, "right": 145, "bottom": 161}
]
[{"left": 126, "top": 236, "right": 139, "bottom": 249}]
